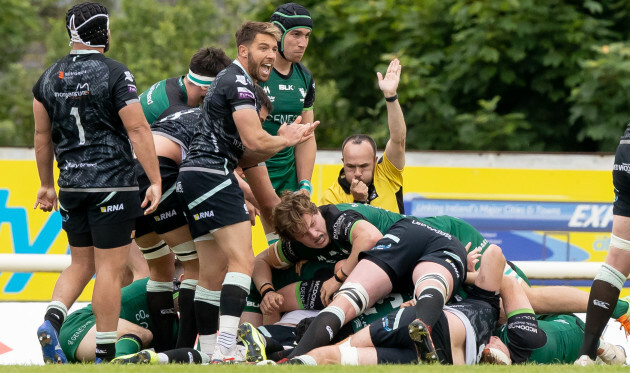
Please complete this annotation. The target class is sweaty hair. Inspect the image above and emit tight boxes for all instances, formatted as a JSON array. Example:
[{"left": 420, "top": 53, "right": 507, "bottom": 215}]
[
  {"left": 272, "top": 191, "right": 319, "bottom": 242},
  {"left": 254, "top": 84, "right": 273, "bottom": 114},
  {"left": 342, "top": 134, "right": 377, "bottom": 156},
  {"left": 66, "top": 2, "right": 109, "bottom": 47},
  {"left": 189, "top": 47, "right": 231, "bottom": 77},
  {"left": 235, "top": 21, "right": 282, "bottom": 48}
]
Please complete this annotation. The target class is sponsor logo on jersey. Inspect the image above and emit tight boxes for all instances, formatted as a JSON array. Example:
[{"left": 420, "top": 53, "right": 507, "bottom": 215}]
[
  {"left": 235, "top": 75, "right": 248, "bottom": 85},
  {"left": 613, "top": 163, "right": 630, "bottom": 172},
  {"left": 54, "top": 83, "right": 90, "bottom": 99},
  {"left": 279, "top": 84, "right": 294, "bottom": 91},
  {"left": 263, "top": 86, "right": 271, "bottom": 95},
  {"left": 372, "top": 243, "right": 391, "bottom": 250},
  {"left": 193, "top": 210, "right": 214, "bottom": 220},
  {"left": 144, "top": 82, "right": 159, "bottom": 105},
  {"left": 154, "top": 209, "right": 177, "bottom": 222},
  {"left": 299, "top": 88, "right": 307, "bottom": 97},
  {"left": 124, "top": 71, "right": 135, "bottom": 82},
  {"left": 176, "top": 181, "right": 183, "bottom": 193},
  {"left": 268, "top": 114, "right": 299, "bottom": 124},
  {"left": 127, "top": 84, "right": 137, "bottom": 93},
  {"left": 237, "top": 87, "right": 255, "bottom": 100},
  {"left": 568, "top": 204, "right": 613, "bottom": 229},
  {"left": 269, "top": 96, "right": 276, "bottom": 102},
  {"left": 58, "top": 71, "right": 64, "bottom": 79},
  {"left": 101, "top": 203, "right": 124, "bottom": 213}
]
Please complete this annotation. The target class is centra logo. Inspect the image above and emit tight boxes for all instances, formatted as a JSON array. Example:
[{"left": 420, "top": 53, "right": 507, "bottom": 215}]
[
  {"left": 193, "top": 211, "right": 214, "bottom": 220},
  {"left": 101, "top": 203, "right": 124, "bottom": 212}
]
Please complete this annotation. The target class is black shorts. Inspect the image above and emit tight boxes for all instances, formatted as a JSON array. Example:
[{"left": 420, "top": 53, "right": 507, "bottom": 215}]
[
  {"left": 58, "top": 189, "right": 141, "bottom": 248},
  {"left": 176, "top": 170, "right": 249, "bottom": 239},
  {"left": 359, "top": 219, "right": 467, "bottom": 296},
  {"left": 257, "top": 325, "right": 297, "bottom": 348},
  {"left": 369, "top": 306, "right": 452, "bottom": 364},
  {"left": 613, "top": 140, "right": 630, "bottom": 217},
  {"left": 135, "top": 157, "right": 188, "bottom": 237}
]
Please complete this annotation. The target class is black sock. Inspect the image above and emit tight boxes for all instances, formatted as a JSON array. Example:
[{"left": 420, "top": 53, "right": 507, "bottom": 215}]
[
  {"left": 264, "top": 336, "right": 284, "bottom": 355},
  {"left": 95, "top": 342, "right": 115, "bottom": 362},
  {"left": 164, "top": 348, "right": 204, "bottom": 363},
  {"left": 288, "top": 310, "right": 343, "bottom": 357},
  {"left": 44, "top": 308, "right": 65, "bottom": 334},
  {"left": 270, "top": 348, "right": 292, "bottom": 362},
  {"left": 414, "top": 287, "right": 445, "bottom": 328},
  {"left": 195, "top": 300, "right": 220, "bottom": 336},
  {"left": 146, "top": 290, "right": 177, "bottom": 352},
  {"left": 580, "top": 279, "right": 621, "bottom": 359},
  {"left": 220, "top": 284, "right": 248, "bottom": 317},
  {"left": 176, "top": 287, "right": 197, "bottom": 348}
]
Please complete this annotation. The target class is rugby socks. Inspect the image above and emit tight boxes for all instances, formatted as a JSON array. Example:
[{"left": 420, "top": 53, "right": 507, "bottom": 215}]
[
  {"left": 176, "top": 279, "right": 198, "bottom": 348},
  {"left": 217, "top": 272, "right": 251, "bottom": 352},
  {"left": 95, "top": 331, "right": 117, "bottom": 362},
  {"left": 115, "top": 334, "right": 143, "bottom": 357},
  {"left": 580, "top": 264, "right": 626, "bottom": 360},
  {"left": 161, "top": 348, "right": 210, "bottom": 364},
  {"left": 44, "top": 301, "right": 67, "bottom": 334},
  {"left": 414, "top": 287, "right": 446, "bottom": 328},
  {"left": 288, "top": 306, "right": 345, "bottom": 358},
  {"left": 146, "top": 280, "right": 176, "bottom": 352},
  {"left": 291, "top": 355, "right": 317, "bottom": 365},
  {"left": 270, "top": 348, "right": 293, "bottom": 362},
  {"left": 195, "top": 285, "right": 220, "bottom": 355},
  {"left": 611, "top": 297, "right": 630, "bottom": 319}
]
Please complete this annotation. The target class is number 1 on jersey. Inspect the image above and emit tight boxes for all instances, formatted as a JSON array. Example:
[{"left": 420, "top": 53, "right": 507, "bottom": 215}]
[{"left": 70, "top": 107, "right": 86, "bottom": 145}]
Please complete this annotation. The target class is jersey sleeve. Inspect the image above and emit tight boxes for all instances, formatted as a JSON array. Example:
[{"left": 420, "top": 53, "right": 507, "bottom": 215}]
[
  {"left": 274, "top": 239, "right": 309, "bottom": 264},
  {"left": 32, "top": 74, "right": 44, "bottom": 102},
  {"left": 378, "top": 152, "right": 403, "bottom": 187},
  {"left": 303, "top": 76, "right": 315, "bottom": 110},
  {"left": 321, "top": 205, "right": 366, "bottom": 246},
  {"left": 107, "top": 60, "right": 140, "bottom": 111},
  {"left": 221, "top": 75, "right": 257, "bottom": 113}
]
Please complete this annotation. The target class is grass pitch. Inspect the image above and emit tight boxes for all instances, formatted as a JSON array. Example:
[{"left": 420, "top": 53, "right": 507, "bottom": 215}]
[{"left": 1, "top": 364, "right": 626, "bottom": 373}]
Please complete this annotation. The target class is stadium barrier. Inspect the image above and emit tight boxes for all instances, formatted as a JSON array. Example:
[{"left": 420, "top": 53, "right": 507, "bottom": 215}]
[{"left": 0, "top": 253, "right": 622, "bottom": 280}]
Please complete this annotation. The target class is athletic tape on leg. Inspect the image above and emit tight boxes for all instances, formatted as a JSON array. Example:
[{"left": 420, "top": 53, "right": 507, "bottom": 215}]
[
  {"left": 322, "top": 306, "right": 346, "bottom": 326},
  {"left": 195, "top": 285, "right": 221, "bottom": 306},
  {"left": 223, "top": 272, "right": 251, "bottom": 294},
  {"left": 611, "top": 234, "right": 630, "bottom": 252},
  {"left": 147, "top": 280, "right": 174, "bottom": 292},
  {"left": 595, "top": 263, "right": 626, "bottom": 290},
  {"left": 339, "top": 338, "right": 359, "bottom": 365},
  {"left": 180, "top": 279, "right": 198, "bottom": 291},
  {"left": 414, "top": 272, "right": 449, "bottom": 300},
  {"left": 171, "top": 241, "right": 198, "bottom": 261},
  {"left": 139, "top": 240, "right": 171, "bottom": 260},
  {"left": 333, "top": 282, "right": 369, "bottom": 315}
]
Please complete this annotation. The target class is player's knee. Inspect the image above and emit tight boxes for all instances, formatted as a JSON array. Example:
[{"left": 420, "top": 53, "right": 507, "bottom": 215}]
[
  {"left": 333, "top": 282, "right": 370, "bottom": 315},
  {"left": 482, "top": 244, "right": 505, "bottom": 266},
  {"left": 595, "top": 263, "right": 626, "bottom": 290},
  {"left": 506, "top": 312, "right": 546, "bottom": 350},
  {"left": 414, "top": 272, "right": 449, "bottom": 300}
]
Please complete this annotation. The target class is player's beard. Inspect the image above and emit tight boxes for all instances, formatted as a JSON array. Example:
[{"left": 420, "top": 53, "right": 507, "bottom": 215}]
[{"left": 247, "top": 51, "right": 271, "bottom": 83}]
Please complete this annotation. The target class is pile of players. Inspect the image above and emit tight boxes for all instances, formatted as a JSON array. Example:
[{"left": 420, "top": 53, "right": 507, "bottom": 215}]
[{"left": 32, "top": 1, "right": 630, "bottom": 366}]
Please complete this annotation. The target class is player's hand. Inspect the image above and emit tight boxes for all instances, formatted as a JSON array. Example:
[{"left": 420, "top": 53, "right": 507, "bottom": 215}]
[
  {"left": 400, "top": 299, "right": 416, "bottom": 308},
  {"left": 320, "top": 277, "right": 342, "bottom": 307},
  {"left": 142, "top": 183, "right": 162, "bottom": 215},
  {"left": 245, "top": 200, "right": 259, "bottom": 226},
  {"left": 34, "top": 186, "right": 58, "bottom": 212},
  {"left": 350, "top": 179, "right": 369, "bottom": 202},
  {"left": 467, "top": 246, "right": 482, "bottom": 272},
  {"left": 261, "top": 291, "right": 284, "bottom": 315},
  {"left": 377, "top": 58, "right": 401, "bottom": 98}
]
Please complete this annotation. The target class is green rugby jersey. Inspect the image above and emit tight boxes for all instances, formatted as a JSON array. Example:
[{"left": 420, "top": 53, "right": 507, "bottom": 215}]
[
  {"left": 139, "top": 76, "right": 188, "bottom": 124},
  {"left": 259, "top": 63, "right": 315, "bottom": 192}
]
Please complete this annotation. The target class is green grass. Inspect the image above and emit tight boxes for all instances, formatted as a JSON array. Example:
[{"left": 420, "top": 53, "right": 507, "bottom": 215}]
[{"left": 0, "top": 365, "right": 627, "bottom": 372}]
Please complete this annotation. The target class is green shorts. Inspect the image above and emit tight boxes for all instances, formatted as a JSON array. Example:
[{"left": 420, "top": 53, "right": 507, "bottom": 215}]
[
  {"left": 244, "top": 261, "right": 335, "bottom": 314},
  {"left": 58, "top": 308, "right": 95, "bottom": 362}
]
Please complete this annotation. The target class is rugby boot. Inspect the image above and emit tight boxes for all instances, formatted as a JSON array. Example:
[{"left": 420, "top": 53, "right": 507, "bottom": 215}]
[
  {"left": 111, "top": 349, "right": 159, "bottom": 364},
  {"left": 597, "top": 339, "right": 626, "bottom": 365},
  {"left": 408, "top": 318, "right": 439, "bottom": 364},
  {"left": 37, "top": 320, "right": 67, "bottom": 364},
  {"left": 238, "top": 322, "right": 267, "bottom": 362}
]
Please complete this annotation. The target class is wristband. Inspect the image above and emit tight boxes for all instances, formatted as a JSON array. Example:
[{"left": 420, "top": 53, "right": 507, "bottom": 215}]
[
  {"left": 261, "top": 287, "right": 275, "bottom": 299},
  {"left": 299, "top": 179, "right": 312, "bottom": 194},
  {"left": 259, "top": 282, "right": 273, "bottom": 292},
  {"left": 335, "top": 268, "right": 348, "bottom": 283},
  {"left": 334, "top": 272, "right": 344, "bottom": 283},
  {"left": 385, "top": 94, "right": 398, "bottom": 102},
  {"left": 339, "top": 267, "right": 348, "bottom": 278}
]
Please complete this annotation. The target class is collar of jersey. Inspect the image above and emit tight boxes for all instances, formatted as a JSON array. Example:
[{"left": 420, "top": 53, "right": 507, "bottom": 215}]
[
  {"left": 70, "top": 49, "right": 101, "bottom": 55},
  {"left": 233, "top": 59, "right": 253, "bottom": 85}
]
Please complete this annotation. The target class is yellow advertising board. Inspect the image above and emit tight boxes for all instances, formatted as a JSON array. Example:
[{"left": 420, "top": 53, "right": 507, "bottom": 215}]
[{"left": 0, "top": 153, "right": 618, "bottom": 300}]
